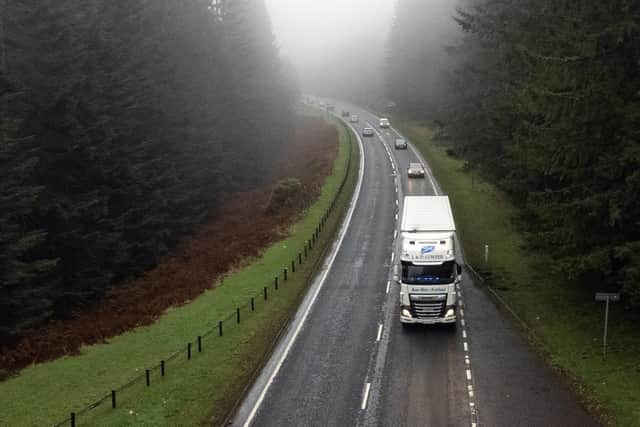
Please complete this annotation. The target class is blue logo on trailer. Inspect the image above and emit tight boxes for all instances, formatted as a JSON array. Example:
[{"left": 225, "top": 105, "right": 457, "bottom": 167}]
[{"left": 421, "top": 245, "right": 435, "bottom": 254}]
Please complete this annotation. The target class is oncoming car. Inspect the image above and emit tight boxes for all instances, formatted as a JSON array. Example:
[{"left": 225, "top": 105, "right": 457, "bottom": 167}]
[
  {"left": 350, "top": 114, "right": 359, "bottom": 123},
  {"left": 407, "top": 162, "right": 425, "bottom": 178},
  {"left": 394, "top": 138, "right": 408, "bottom": 149},
  {"left": 379, "top": 117, "right": 390, "bottom": 128},
  {"left": 362, "top": 127, "right": 374, "bottom": 137},
  {"left": 341, "top": 110, "right": 350, "bottom": 117}
]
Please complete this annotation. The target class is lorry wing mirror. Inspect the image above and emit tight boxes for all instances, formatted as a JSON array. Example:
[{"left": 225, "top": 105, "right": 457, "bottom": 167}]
[
  {"left": 457, "top": 264, "right": 462, "bottom": 275},
  {"left": 393, "top": 264, "right": 400, "bottom": 283}
]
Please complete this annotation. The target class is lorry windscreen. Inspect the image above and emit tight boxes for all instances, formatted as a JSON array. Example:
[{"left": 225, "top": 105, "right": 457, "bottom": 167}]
[{"left": 402, "top": 261, "right": 455, "bottom": 284}]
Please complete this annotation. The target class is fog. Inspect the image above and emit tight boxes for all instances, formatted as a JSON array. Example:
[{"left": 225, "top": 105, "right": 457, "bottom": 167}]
[
  {"left": 265, "top": 0, "right": 461, "bottom": 105},
  {"left": 264, "top": 0, "right": 396, "bottom": 102}
]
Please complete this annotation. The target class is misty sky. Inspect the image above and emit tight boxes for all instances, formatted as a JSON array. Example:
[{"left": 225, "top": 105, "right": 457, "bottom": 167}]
[{"left": 264, "top": 0, "right": 396, "bottom": 67}]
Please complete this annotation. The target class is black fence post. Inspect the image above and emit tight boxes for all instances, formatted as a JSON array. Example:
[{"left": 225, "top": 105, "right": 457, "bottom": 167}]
[
  {"left": 187, "top": 343, "right": 192, "bottom": 360},
  {"left": 146, "top": 369, "right": 150, "bottom": 386},
  {"left": 291, "top": 260, "right": 295, "bottom": 273},
  {"left": 264, "top": 286, "right": 268, "bottom": 300},
  {"left": 70, "top": 412, "right": 75, "bottom": 427},
  {"left": 304, "top": 245, "right": 308, "bottom": 258},
  {"left": 299, "top": 252, "right": 302, "bottom": 265},
  {"left": 198, "top": 336, "right": 202, "bottom": 352},
  {"left": 111, "top": 390, "right": 116, "bottom": 409},
  {"left": 161, "top": 360, "right": 165, "bottom": 376},
  {"left": 236, "top": 307, "right": 240, "bottom": 323},
  {"left": 251, "top": 297, "right": 255, "bottom": 311},
  {"left": 218, "top": 321, "right": 223, "bottom": 336},
  {"left": 274, "top": 276, "right": 278, "bottom": 290},
  {"left": 284, "top": 268, "right": 288, "bottom": 281}
]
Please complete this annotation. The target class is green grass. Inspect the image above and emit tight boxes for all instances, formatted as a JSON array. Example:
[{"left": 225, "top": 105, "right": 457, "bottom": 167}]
[
  {"left": 0, "top": 117, "right": 359, "bottom": 427},
  {"left": 399, "top": 122, "right": 640, "bottom": 427}
]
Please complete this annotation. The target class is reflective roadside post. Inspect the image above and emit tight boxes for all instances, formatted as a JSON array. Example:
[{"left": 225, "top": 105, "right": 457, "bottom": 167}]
[{"left": 595, "top": 292, "right": 620, "bottom": 361}]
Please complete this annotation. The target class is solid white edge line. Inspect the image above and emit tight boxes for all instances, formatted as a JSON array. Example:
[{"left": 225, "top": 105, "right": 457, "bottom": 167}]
[
  {"left": 361, "top": 382, "right": 372, "bottom": 410},
  {"left": 376, "top": 324, "right": 383, "bottom": 342},
  {"left": 242, "top": 119, "right": 366, "bottom": 427}
]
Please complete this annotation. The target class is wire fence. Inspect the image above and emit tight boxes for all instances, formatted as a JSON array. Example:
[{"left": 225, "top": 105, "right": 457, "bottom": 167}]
[{"left": 51, "top": 120, "right": 354, "bottom": 427}]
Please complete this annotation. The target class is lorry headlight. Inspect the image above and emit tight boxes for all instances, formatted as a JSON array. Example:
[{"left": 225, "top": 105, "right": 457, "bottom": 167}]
[
  {"left": 445, "top": 308, "right": 455, "bottom": 318},
  {"left": 401, "top": 307, "right": 412, "bottom": 318}
]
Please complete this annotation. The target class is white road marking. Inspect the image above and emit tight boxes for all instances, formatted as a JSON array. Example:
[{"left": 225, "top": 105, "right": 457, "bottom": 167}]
[
  {"left": 460, "top": 308, "right": 465, "bottom": 317},
  {"left": 394, "top": 230, "right": 397, "bottom": 239},
  {"left": 386, "top": 280, "right": 390, "bottom": 294},
  {"left": 361, "top": 382, "right": 371, "bottom": 410},
  {"left": 462, "top": 329, "right": 467, "bottom": 338},
  {"left": 391, "top": 252, "right": 395, "bottom": 263},
  {"left": 463, "top": 341, "right": 468, "bottom": 352},
  {"left": 376, "top": 324, "right": 383, "bottom": 342},
  {"left": 241, "top": 118, "right": 366, "bottom": 427},
  {"left": 466, "top": 369, "right": 472, "bottom": 381},
  {"left": 461, "top": 318, "right": 466, "bottom": 327},
  {"left": 395, "top": 213, "right": 398, "bottom": 220},
  {"left": 395, "top": 199, "right": 398, "bottom": 206}
]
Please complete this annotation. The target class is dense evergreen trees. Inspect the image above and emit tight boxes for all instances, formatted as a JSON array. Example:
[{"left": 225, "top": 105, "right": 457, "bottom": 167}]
[
  {"left": 387, "top": 1, "right": 640, "bottom": 308},
  {"left": 0, "top": 0, "right": 294, "bottom": 344}
]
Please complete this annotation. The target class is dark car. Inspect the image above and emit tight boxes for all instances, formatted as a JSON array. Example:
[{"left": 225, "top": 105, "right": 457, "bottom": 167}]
[{"left": 362, "top": 127, "right": 374, "bottom": 137}]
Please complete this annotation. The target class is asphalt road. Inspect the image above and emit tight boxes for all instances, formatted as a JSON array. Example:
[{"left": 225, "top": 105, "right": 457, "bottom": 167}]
[{"left": 230, "top": 102, "right": 598, "bottom": 427}]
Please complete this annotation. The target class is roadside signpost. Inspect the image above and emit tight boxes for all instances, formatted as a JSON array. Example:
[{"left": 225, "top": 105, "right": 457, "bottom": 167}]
[{"left": 595, "top": 292, "right": 620, "bottom": 361}]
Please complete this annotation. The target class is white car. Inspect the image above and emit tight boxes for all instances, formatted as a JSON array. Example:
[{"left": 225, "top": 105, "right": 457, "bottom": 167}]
[
  {"left": 379, "top": 118, "right": 390, "bottom": 128},
  {"left": 394, "top": 138, "right": 408, "bottom": 149},
  {"left": 350, "top": 114, "right": 359, "bottom": 123},
  {"left": 362, "top": 127, "right": 374, "bottom": 137},
  {"left": 407, "top": 162, "right": 425, "bottom": 178}
]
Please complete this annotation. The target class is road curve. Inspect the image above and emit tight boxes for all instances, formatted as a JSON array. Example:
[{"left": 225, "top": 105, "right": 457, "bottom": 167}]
[{"left": 229, "top": 101, "right": 598, "bottom": 427}]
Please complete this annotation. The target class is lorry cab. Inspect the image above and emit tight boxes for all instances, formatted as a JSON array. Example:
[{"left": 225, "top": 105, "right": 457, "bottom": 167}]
[{"left": 398, "top": 232, "right": 460, "bottom": 324}]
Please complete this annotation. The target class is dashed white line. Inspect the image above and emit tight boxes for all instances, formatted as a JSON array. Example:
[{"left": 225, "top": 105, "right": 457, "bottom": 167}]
[
  {"left": 395, "top": 213, "right": 398, "bottom": 220},
  {"left": 394, "top": 229, "right": 398, "bottom": 239},
  {"left": 386, "top": 280, "right": 390, "bottom": 294},
  {"left": 463, "top": 341, "right": 469, "bottom": 352},
  {"left": 460, "top": 308, "right": 465, "bottom": 317},
  {"left": 462, "top": 329, "right": 467, "bottom": 338},
  {"left": 361, "top": 382, "right": 371, "bottom": 410},
  {"left": 461, "top": 318, "right": 466, "bottom": 327},
  {"left": 391, "top": 252, "right": 395, "bottom": 263},
  {"left": 466, "top": 369, "right": 472, "bottom": 381},
  {"left": 376, "top": 324, "right": 383, "bottom": 342}
]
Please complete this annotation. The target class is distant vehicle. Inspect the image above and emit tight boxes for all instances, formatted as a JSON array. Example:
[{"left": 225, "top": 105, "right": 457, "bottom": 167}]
[
  {"left": 394, "top": 138, "right": 408, "bottom": 149},
  {"left": 326, "top": 104, "right": 335, "bottom": 112},
  {"left": 396, "top": 196, "right": 461, "bottom": 326},
  {"left": 350, "top": 114, "right": 359, "bottom": 123},
  {"left": 362, "top": 127, "right": 374, "bottom": 137},
  {"left": 379, "top": 118, "right": 390, "bottom": 128},
  {"left": 407, "top": 162, "right": 425, "bottom": 178},
  {"left": 319, "top": 101, "right": 326, "bottom": 107},
  {"left": 341, "top": 110, "right": 350, "bottom": 117}
]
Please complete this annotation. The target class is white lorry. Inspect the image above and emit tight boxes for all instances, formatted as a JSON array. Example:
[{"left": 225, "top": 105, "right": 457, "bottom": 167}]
[{"left": 396, "top": 196, "right": 461, "bottom": 325}]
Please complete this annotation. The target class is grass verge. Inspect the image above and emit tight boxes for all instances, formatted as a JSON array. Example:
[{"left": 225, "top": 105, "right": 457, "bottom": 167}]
[
  {"left": 0, "top": 117, "right": 359, "bottom": 427},
  {"left": 398, "top": 122, "right": 640, "bottom": 427}
]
